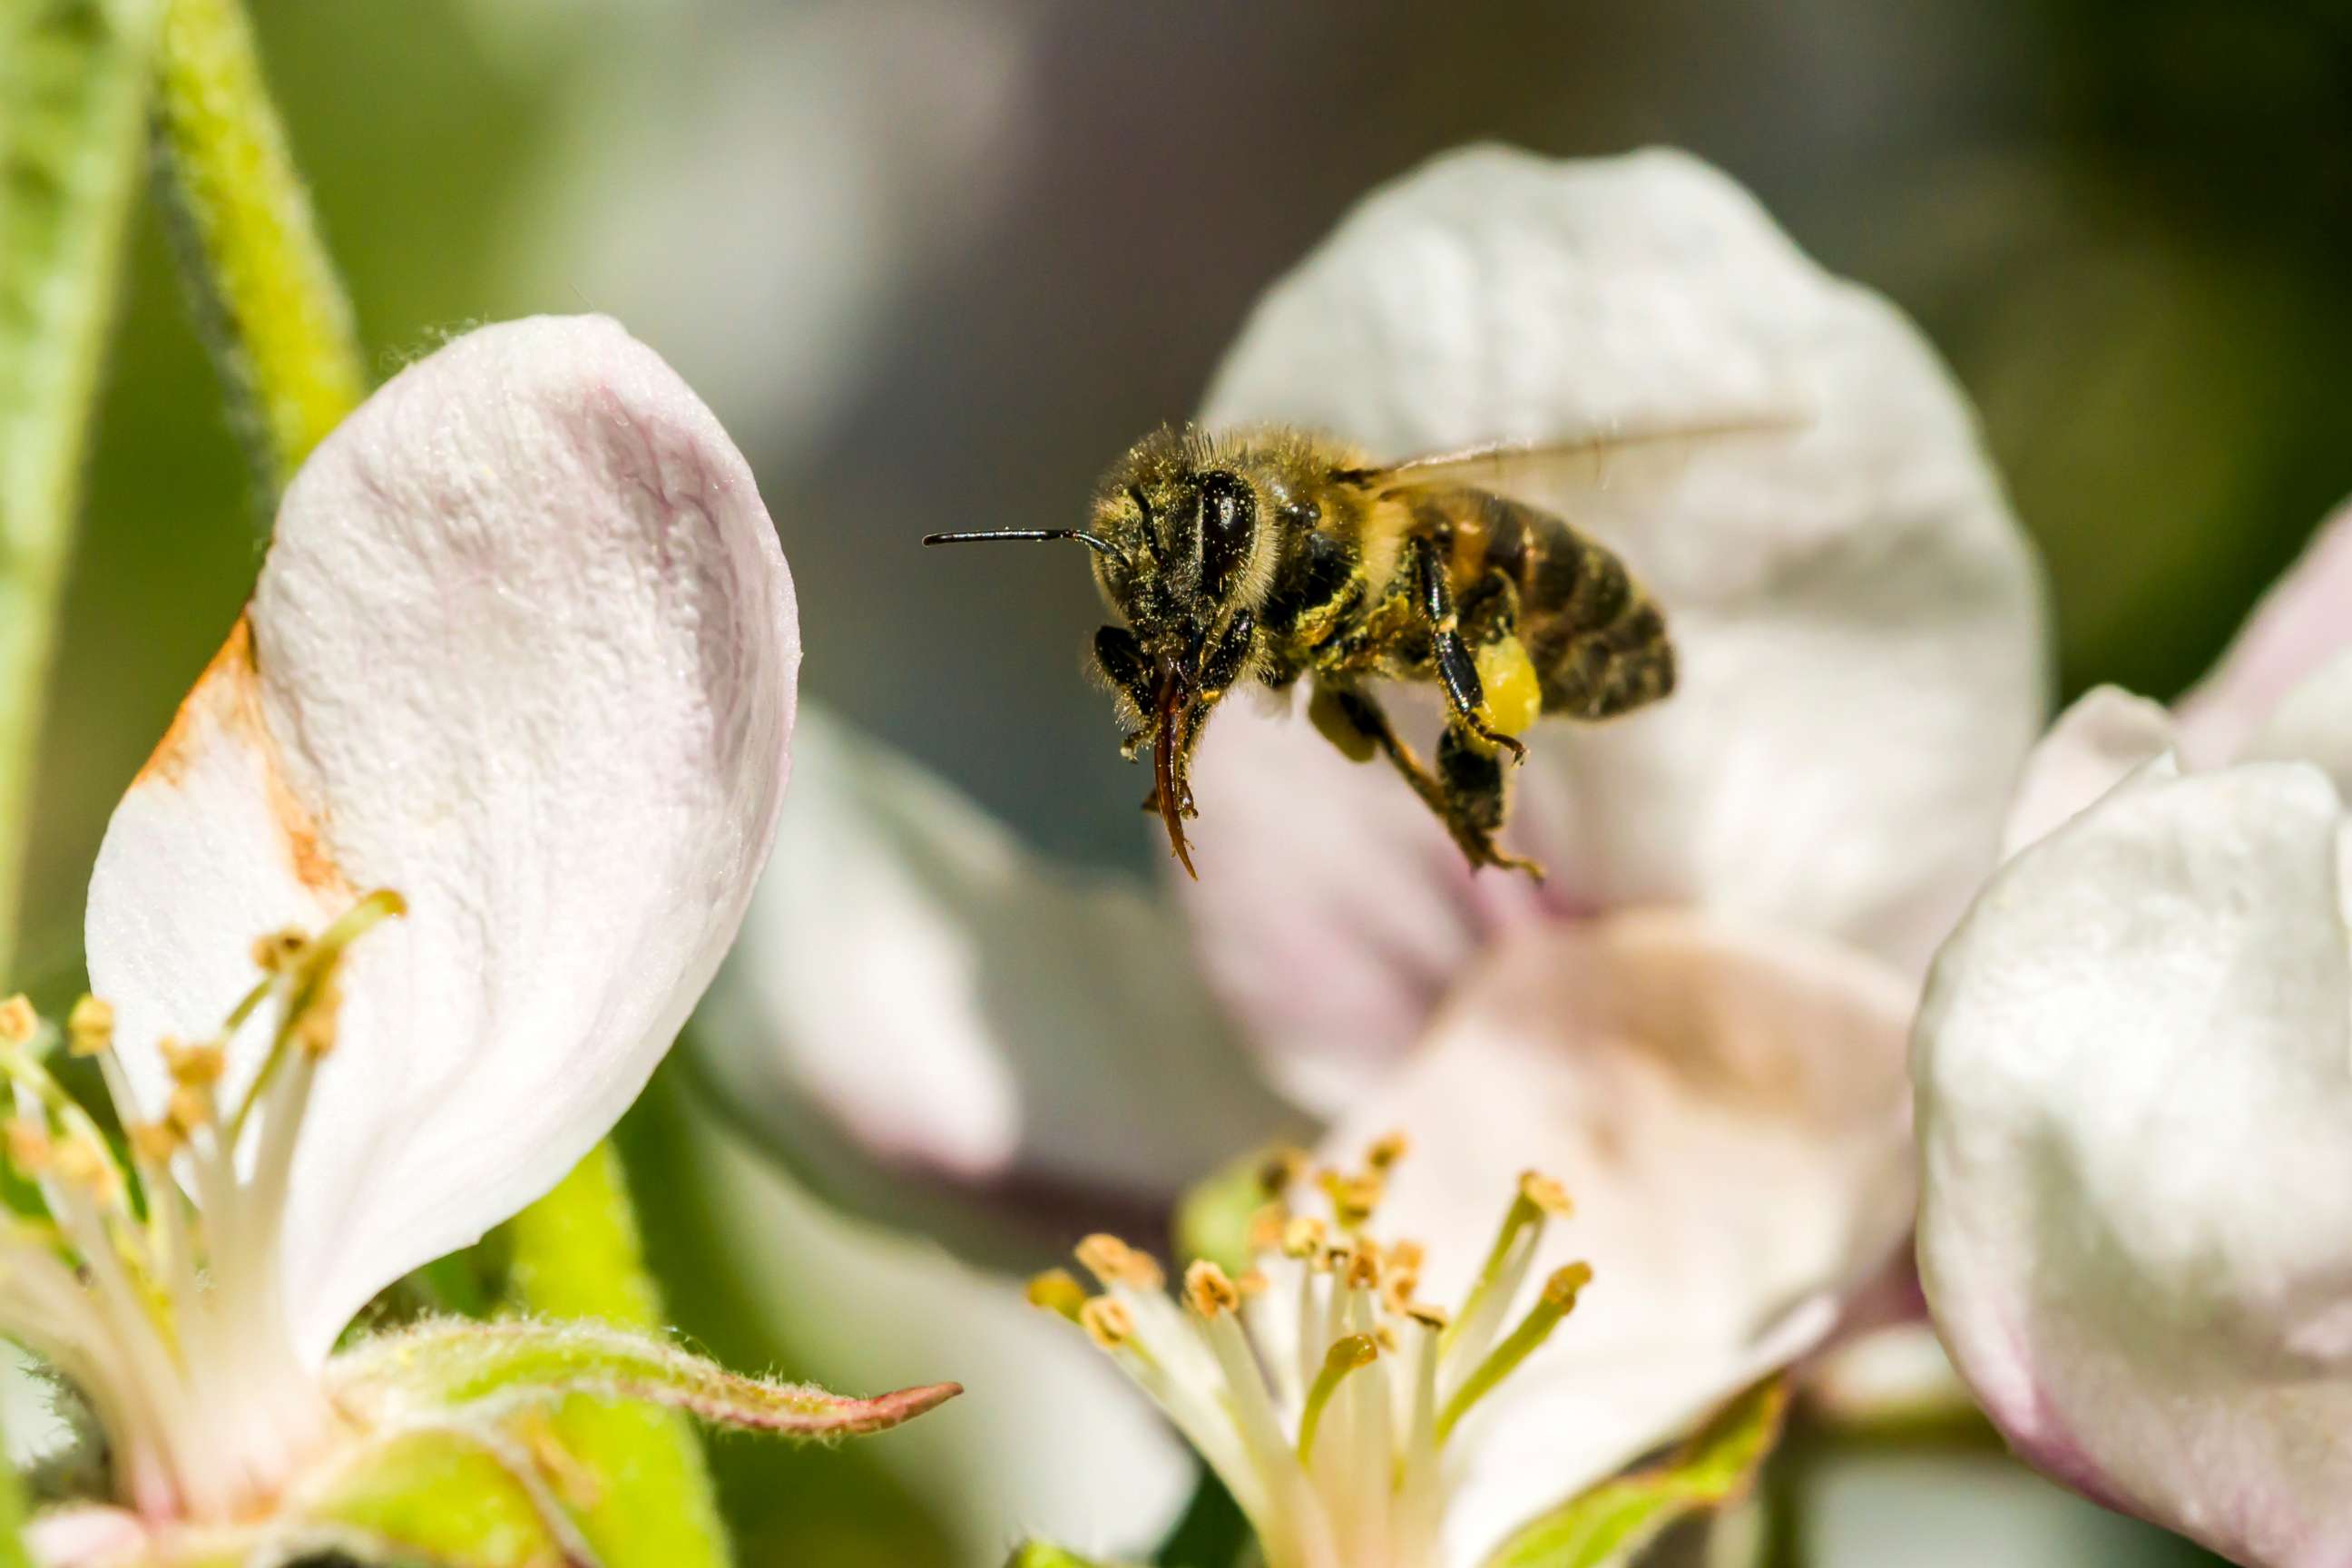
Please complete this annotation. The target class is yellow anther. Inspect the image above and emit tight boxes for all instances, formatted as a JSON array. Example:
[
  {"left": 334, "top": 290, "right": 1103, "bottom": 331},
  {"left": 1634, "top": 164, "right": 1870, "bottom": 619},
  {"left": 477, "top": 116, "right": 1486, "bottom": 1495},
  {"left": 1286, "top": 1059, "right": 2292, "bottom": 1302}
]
[
  {"left": 1519, "top": 1171, "right": 1573, "bottom": 1218},
  {"left": 1405, "top": 1303, "right": 1450, "bottom": 1332},
  {"left": 1345, "top": 1246, "right": 1382, "bottom": 1293},
  {"left": 1247, "top": 1202, "right": 1290, "bottom": 1255},
  {"left": 54, "top": 1136, "right": 119, "bottom": 1202},
  {"left": 129, "top": 1121, "right": 182, "bottom": 1166},
  {"left": 167, "top": 1084, "right": 211, "bottom": 1133},
  {"left": 1388, "top": 1240, "right": 1426, "bottom": 1274},
  {"left": 1280, "top": 1215, "right": 1327, "bottom": 1259},
  {"left": 161, "top": 1038, "right": 225, "bottom": 1088},
  {"left": 1382, "top": 1268, "right": 1423, "bottom": 1316},
  {"left": 1025, "top": 1269, "right": 1087, "bottom": 1323},
  {"left": 1323, "top": 1169, "right": 1385, "bottom": 1230},
  {"left": 1234, "top": 1269, "right": 1269, "bottom": 1298},
  {"left": 1543, "top": 1261, "right": 1595, "bottom": 1309},
  {"left": 5, "top": 1119, "right": 53, "bottom": 1171},
  {"left": 252, "top": 930, "right": 309, "bottom": 974},
  {"left": 1375, "top": 1326, "right": 1399, "bottom": 1355},
  {"left": 1256, "top": 1145, "right": 1309, "bottom": 1196},
  {"left": 0, "top": 995, "right": 37, "bottom": 1046},
  {"left": 1074, "top": 1232, "right": 1163, "bottom": 1291},
  {"left": 65, "top": 996, "right": 113, "bottom": 1056},
  {"left": 1366, "top": 1130, "right": 1410, "bottom": 1171},
  {"left": 1079, "top": 1297, "right": 1136, "bottom": 1351},
  {"left": 1185, "top": 1260, "right": 1242, "bottom": 1318}
]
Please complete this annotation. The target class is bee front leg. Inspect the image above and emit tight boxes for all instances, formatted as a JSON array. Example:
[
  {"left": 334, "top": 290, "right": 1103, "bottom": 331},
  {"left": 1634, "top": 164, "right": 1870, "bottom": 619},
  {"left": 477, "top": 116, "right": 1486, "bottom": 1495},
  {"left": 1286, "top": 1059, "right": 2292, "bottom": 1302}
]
[{"left": 1406, "top": 537, "right": 1530, "bottom": 763}]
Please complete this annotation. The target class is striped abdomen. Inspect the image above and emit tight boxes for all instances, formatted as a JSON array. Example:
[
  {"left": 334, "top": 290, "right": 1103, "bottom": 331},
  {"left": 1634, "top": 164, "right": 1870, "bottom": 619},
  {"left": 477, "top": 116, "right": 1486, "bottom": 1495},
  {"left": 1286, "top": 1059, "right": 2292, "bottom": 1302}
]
[{"left": 1435, "top": 488, "right": 1675, "bottom": 720}]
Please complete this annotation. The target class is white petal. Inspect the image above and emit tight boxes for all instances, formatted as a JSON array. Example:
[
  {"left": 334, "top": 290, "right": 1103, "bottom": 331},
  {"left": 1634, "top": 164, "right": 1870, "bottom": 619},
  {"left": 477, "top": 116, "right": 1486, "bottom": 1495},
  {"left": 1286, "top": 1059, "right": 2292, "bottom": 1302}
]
[
  {"left": 663, "top": 1084, "right": 1195, "bottom": 1563},
  {"left": 22, "top": 1505, "right": 145, "bottom": 1568},
  {"left": 87, "top": 317, "right": 798, "bottom": 1362},
  {"left": 2176, "top": 497, "right": 2352, "bottom": 765},
  {"left": 1916, "top": 757, "right": 2352, "bottom": 1567},
  {"left": 695, "top": 705, "right": 1296, "bottom": 1230},
  {"left": 2239, "top": 650, "right": 2352, "bottom": 799},
  {"left": 1998, "top": 685, "right": 2178, "bottom": 855},
  {"left": 1183, "top": 146, "right": 2046, "bottom": 1084},
  {"left": 1313, "top": 911, "right": 1916, "bottom": 1566}
]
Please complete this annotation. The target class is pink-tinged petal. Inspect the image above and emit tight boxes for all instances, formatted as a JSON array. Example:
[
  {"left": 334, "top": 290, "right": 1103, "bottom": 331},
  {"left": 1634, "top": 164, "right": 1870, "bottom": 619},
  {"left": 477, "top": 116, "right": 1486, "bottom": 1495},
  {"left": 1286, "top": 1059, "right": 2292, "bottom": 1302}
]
[
  {"left": 88, "top": 317, "right": 798, "bottom": 1363},
  {"left": 695, "top": 706, "right": 1297, "bottom": 1233},
  {"left": 1311, "top": 910, "right": 1916, "bottom": 1566},
  {"left": 1999, "top": 686, "right": 2178, "bottom": 855},
  {"left": 1916, "top": 757, "right": 2352, "bottom": 1568},
  {"left": 1184, "top": 146, "right": 2046, "bottom": 1088},
  {"left": 23, "top": 1505, "right": 145, "bottom": 1568},
  {"left": 2176, "top": 497, "right": 2352, "bottom": 765}
]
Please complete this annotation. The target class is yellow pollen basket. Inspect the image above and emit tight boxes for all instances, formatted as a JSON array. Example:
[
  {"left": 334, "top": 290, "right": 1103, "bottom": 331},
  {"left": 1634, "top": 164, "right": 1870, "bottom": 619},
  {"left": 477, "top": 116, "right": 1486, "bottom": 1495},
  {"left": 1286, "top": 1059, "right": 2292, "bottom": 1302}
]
[{"left": 1475, "top": 635, "right": 1542, "bottom": 739}]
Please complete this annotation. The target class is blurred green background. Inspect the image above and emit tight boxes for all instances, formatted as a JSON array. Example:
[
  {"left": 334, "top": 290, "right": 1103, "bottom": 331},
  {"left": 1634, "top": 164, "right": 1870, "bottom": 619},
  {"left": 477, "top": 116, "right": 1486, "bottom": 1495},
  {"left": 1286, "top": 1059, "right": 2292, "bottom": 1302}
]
[{"left": 14, "top": 0, "right": 2347, "bottom": 1561}]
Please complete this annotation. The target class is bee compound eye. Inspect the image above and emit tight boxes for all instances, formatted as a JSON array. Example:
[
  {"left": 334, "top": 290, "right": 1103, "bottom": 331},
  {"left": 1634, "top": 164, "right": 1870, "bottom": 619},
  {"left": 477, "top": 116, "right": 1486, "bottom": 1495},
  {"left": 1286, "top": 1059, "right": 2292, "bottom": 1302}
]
[{"left": 1195, "top": 471, "right": 1256, "bottom": 595}]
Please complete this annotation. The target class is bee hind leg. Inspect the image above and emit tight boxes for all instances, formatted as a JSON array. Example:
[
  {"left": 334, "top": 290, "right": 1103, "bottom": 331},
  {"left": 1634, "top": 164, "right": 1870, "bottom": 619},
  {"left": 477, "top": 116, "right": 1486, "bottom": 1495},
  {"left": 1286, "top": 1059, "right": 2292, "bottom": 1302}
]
[
  {"left": 1408, "top": 538, "right": 1530, "bottom": 763},
  {"left": 1313, "top": 681, "right": 1542, "bottom": 878}
]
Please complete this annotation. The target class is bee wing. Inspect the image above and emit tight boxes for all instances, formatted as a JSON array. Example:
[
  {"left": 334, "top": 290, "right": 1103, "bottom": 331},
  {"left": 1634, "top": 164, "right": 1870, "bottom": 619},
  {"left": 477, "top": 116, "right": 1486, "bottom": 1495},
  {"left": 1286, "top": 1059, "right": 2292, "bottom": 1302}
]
[{"left": 1367, "top": 409, "right": 1808, "bottom": 513}]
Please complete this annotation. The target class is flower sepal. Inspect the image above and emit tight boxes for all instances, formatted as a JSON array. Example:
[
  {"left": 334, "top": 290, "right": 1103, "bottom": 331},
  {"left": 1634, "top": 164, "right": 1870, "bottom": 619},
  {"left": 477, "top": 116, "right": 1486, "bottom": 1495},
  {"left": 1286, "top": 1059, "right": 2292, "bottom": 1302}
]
[
  {"left": 330, "top": 1316, "right": 962, "bottom": 1438},
  {"left": 1480, "top": 1375, "right": 1788, "bottom": 1568},
  {"left": 25, "top": 1318, "right": 961, "bottom": 1567}
]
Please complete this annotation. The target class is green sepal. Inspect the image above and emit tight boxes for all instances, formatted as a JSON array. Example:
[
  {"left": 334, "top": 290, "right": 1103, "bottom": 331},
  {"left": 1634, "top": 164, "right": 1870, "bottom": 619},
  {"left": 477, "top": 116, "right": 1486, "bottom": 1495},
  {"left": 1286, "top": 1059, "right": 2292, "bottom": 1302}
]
[
  {"left": 1174, "top": 1141, "right": 1302, "bottom": 1275},
  {"left": 289, "top": 1424, "right": 594, "bottom": 1568},
  {"left": 335, "top": 1316, "right": 962, "bottom": 1439},
  {"left": 1483, "top": 1375, "right": 1791, "bottom": 1568}
]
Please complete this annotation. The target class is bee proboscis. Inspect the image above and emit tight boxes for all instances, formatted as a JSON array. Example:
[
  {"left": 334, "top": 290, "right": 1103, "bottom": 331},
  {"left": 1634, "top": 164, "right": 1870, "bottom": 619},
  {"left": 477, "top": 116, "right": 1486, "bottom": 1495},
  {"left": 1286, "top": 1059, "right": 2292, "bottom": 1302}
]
[{"left": 926, "top": 416, "right": 1794, "bottom": 878}]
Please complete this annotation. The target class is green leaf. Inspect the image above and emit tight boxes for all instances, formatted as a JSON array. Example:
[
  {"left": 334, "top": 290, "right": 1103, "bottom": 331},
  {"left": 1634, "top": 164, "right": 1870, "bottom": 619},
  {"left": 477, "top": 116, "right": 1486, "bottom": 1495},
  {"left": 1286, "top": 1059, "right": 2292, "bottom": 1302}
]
[
  {"left": 0, "top": 0, "right": 158, "bottom": 979},
  {"left": 1484, "top": 1376, "right": 1792, "bottom": 1568},
  {"left": 338, "top": 1316, "right": 962, "bottom": 1439},
  {"left": 1006, "top": 1545, "right": 1132, "bottom": 1568}
]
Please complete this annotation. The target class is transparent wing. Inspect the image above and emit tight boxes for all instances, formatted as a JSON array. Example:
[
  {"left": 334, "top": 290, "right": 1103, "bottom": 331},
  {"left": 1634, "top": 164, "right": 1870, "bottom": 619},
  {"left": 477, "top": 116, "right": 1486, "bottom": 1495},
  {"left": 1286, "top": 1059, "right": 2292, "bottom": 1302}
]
[{"left": 1367, "top": 408, "right": 1809, "bottom": 515}]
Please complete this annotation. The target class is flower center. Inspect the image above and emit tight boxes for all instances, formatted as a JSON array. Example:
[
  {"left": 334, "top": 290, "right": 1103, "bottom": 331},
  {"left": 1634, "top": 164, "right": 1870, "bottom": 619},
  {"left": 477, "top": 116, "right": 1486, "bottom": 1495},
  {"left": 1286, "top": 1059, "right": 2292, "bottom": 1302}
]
[
  {"left": 0, "top": 890, "right": 404, "bottom": 1521},
  {"left": 1032, "top": 1135, "right": 1589, "bottom": 1568}
]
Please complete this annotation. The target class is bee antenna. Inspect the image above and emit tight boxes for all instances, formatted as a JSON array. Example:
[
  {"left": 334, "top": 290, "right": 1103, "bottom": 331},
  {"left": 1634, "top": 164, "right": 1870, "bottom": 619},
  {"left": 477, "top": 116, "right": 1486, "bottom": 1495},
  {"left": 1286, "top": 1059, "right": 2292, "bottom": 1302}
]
[{"left": 923, "top": 529, "right": 1127, "bottom": 565}]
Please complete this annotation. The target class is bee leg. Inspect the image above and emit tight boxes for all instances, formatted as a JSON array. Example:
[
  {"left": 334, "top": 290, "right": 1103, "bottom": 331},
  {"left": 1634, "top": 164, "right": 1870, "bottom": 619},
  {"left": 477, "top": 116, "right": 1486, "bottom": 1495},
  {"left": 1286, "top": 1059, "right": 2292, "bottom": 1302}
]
[
  {"left": 1407, "top": 537, "right": 1529, "bottom": 763},
  {"left": 1436, "top": 726, "right": 1544, "bottom": 879}
]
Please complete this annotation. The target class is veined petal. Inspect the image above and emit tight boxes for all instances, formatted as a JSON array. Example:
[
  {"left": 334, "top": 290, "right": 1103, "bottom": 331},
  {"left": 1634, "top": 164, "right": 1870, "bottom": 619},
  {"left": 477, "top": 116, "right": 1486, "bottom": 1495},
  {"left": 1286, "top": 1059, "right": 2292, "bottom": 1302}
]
[
  {"left": 2176, "top": 497, "right": 2352, "bottom": 766},
  {"left": 1916, "top": 758, "right": 2352, "bottom": 1567},
  {"left": 1312, "top": 911, "right": 1916, "bottom": 1568},
  {"left": 1999, "top": 685, "right": 2178, "bottom": 856},
  {"left": 86, "top": 316, "right": 798, "bottom": 1363},
  {"left": 1183, "top": 146, "right": 2045, "bottom": 1088},
  {"left": 695, "top": 705, "right": 1295, "bottom": 1237}
]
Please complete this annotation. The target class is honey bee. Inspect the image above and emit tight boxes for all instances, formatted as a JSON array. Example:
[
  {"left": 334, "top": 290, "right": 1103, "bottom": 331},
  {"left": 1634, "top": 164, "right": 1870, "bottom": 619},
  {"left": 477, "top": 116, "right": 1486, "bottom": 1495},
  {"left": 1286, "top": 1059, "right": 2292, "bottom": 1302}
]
[{"left": 926, "top": 419, "right": 1782, "bottom": 878}]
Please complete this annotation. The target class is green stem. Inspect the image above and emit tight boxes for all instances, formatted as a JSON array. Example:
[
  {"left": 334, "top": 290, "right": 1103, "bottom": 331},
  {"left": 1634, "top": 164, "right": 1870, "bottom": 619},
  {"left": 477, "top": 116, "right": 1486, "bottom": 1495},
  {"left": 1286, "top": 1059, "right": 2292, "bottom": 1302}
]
[
  {"left": 152, "top": 0, "right": 363, "bottom": 495},
  {"left": 0, "top": 0, "right": 159, "bottom": 983},
  {"left": 149, "top": 6, "right": 731, "bottom": 1562},
  {"left": 1, "top": 0, "right": 163, "bottom": 1550},
  {"left": 502, "top": 1143, "right": 732, "bottom": 1568}
]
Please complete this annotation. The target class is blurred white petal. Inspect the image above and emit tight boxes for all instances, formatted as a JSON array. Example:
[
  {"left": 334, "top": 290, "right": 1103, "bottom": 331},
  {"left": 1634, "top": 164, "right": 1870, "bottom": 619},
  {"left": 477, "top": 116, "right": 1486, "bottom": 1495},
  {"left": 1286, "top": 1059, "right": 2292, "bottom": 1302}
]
[
  {"left": 1313, "top": 910, "right": 1916, "bottom": 1565},
  {"left": 1917, "top": 758, "right": 2352, "bottom": 1566},
  {"left": 671, "top": 1088, "right": 1194, "bottom": 1563},
  {"left": 1803, "top": 1450, "right": 2215, "bottom": 1568},
  {"left": 698, "top": 706, "right": 1295, "bottom": 1228},
  {"left": 1184, "top": 145, "right": 2045, "bottom": 1093},
  {"left": 87, "top": 317, "right": 797, "bottom": 1363}
]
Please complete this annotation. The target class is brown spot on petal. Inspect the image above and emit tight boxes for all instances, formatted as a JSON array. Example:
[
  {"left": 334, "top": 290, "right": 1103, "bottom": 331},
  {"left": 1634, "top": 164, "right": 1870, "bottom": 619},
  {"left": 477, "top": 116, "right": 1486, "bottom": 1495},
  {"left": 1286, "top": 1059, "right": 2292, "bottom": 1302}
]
[{"left": 133, "top": 616, "right": 354, "bottom": 898}]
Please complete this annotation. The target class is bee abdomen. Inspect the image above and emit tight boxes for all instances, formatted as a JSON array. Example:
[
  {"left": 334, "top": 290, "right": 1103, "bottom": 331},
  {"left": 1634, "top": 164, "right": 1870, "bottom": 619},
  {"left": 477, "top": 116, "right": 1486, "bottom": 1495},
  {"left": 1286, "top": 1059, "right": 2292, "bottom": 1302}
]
[{"left": 1505, "top": 512, "right": 1675, "bottom": 721}]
